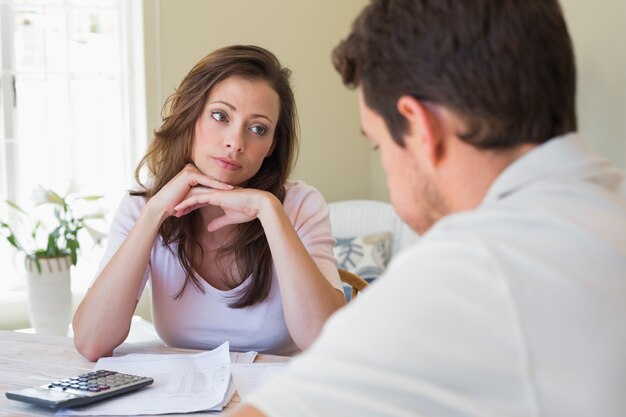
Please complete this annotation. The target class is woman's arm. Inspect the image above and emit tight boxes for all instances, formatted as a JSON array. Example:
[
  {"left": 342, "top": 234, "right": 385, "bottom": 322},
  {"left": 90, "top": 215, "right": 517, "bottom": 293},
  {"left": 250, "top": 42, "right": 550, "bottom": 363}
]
[
  {"left": 258, "top": 193, "right": 346, "bottom": 349},
  {"left": 174, "top": 187, "right": 345, "bottom": 350},
  {"left": 72, "top": 199, "right": 166, "bottom": 361},
  {"left": 73, "top": 165, "right": 231, "bottom": 361}
]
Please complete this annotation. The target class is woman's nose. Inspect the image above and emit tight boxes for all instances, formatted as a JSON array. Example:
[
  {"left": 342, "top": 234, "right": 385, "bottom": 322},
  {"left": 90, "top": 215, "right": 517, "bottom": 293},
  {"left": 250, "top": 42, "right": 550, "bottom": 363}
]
[{"left": 224, "top": 128, "right": 245, "bottom": 152}]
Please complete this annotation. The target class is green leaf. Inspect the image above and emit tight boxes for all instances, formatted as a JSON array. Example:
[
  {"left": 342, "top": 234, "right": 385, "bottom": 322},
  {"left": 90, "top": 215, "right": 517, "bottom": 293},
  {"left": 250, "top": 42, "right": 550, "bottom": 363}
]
[
  {"left": 6, "top": 200, "right": 28, "bottom": 216},
  {"left": 67, "top": 239, "right": 79, "bottom": 265},
  {"left": 46, "top": 233, "right": 60, "bottom": 256},
  {"left": 81, "top": 212, "right": 106, "bottom": 220},
  {"left": 1, "top": 222, "right": 24, "bottom": 252},
  {"left": 7, "top": 235, "right": 24, "bottom": 251},
  {"left": 78, "top": 195, "right": 104, "bottom": 201},
  {"left": 47, "top": 190, "right": 66, "bottom": 206},
  {"left": 66, "top": 238, "right": 78, "bottom": 250}
]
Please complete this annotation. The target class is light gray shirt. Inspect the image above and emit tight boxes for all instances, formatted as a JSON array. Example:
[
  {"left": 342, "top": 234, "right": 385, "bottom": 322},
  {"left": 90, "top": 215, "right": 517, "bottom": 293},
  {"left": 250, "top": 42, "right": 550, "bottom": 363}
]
[{"left": 246, "top": 133, "right": 626, "bottom": 417}]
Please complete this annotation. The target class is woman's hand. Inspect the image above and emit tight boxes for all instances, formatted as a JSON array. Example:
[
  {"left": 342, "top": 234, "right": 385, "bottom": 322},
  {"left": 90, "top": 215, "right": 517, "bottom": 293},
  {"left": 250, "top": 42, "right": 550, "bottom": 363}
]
[
  {"left": 173, "top": 187, "right": 276, "bottom": 232},
  {"left": 147, "top": 163, "right": 233, "bottom": 219}
]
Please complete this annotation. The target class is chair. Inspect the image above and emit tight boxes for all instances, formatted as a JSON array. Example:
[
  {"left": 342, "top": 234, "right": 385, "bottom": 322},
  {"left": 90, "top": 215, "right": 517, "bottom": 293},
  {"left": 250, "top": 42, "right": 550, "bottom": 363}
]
[
  {"left": 330, "top": 200, "right": 417, "bottom": 301},
  {"left": 328, "top": 199, "right": 418, "bottom": 258},
  {"left": 339, "top": 268, "right": 369, "bottom": 300}
]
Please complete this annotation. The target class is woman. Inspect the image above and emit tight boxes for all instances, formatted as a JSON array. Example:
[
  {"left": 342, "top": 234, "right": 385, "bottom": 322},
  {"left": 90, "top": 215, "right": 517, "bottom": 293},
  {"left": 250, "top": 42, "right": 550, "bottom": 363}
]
[{"left": 73, "top": 45, "right": 345, "bottom": 361}]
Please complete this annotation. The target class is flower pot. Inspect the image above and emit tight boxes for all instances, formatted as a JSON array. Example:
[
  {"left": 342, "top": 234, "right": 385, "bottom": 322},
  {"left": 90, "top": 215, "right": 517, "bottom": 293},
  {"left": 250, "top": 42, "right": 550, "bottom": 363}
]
[{"left": 25, "top": 256, "right": 72, "bottom": 336}]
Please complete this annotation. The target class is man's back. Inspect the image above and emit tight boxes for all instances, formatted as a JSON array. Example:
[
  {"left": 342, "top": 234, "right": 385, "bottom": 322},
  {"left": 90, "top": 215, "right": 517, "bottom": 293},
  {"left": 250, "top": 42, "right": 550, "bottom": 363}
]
[
  {"left": 245, "top": 134, "right": 626, "bottom": 416},
  {"left": 427, "top": 133, "right": 626, "bottom": 415}
]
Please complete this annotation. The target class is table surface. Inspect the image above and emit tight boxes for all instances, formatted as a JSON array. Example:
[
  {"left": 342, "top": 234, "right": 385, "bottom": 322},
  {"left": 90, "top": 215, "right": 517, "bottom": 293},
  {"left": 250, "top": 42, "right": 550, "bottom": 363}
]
[{"left": 0, "top": 330, "right": 288, "bottom": 416}]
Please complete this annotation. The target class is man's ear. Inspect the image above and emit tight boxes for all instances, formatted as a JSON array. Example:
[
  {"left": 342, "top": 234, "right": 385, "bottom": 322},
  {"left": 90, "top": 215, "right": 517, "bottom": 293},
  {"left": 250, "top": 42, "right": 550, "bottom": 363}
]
[{"left": 396, "top": 95, "right": 444, "bottom": 166}]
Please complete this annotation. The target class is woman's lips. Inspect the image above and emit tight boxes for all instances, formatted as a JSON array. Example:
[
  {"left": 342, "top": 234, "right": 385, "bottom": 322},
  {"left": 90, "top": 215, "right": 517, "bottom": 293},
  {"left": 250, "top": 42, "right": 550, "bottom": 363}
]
[{"left": 213, "top": 156, "right": 242, "bottom": 170}]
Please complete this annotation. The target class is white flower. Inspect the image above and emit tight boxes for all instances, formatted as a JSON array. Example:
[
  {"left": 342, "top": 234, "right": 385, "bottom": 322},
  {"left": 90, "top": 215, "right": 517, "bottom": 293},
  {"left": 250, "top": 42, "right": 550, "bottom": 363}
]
[
  {"left": 30, "top": 186, "right": 49, "bottom": 205},
  {"left": 64, "top": 179, "right": 81, "bottom": 199},
  {"left": 30, "top": 185, "right": 64, "bottom": 206},
  {"left": 83, "top": 224, "right": 106, "bottom": 245}
]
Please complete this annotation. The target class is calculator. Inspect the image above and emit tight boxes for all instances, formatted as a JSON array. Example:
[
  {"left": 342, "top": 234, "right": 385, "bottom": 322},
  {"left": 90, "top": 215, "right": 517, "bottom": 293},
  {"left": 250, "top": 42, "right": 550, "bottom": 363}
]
[{"left": 5, "top": 369, "right": 154, "bottom": 410}]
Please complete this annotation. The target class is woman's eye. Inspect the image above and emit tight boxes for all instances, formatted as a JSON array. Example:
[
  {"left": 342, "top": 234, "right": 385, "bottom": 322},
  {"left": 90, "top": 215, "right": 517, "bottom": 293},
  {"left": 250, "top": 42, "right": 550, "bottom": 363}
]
[
  {"left": 250, "top": 125, "right": 267, "bottom": 135},
  {"left": 211, "top": 111, "right": 228, "bottom": 122}
]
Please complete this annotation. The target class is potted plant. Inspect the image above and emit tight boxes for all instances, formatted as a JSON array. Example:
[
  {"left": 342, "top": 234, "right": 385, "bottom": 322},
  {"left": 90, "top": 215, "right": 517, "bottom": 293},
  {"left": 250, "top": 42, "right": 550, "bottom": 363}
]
[{"left": 0, "top": 185, "right": 106, "bottom": 335}]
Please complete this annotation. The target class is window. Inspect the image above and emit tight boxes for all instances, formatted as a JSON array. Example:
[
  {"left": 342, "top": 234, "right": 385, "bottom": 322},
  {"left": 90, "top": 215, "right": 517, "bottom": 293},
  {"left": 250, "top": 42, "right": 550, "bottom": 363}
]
[{"left": 0, "top": 0, "right": 146, "bottom": 294}]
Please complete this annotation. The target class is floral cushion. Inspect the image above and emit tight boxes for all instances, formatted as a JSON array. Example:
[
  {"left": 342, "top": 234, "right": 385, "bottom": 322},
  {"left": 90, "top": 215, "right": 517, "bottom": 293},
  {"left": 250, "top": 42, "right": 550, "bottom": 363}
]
[{"left": 333, "top": 231, "right": 393, "bottom": 282}]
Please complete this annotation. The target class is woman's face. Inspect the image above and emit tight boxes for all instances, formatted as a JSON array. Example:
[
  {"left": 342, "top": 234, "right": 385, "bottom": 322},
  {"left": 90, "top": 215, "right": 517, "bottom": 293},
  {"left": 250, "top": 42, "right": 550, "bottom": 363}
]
[{"left": 192, "top": 76, "right": 280, "bottom": 186}]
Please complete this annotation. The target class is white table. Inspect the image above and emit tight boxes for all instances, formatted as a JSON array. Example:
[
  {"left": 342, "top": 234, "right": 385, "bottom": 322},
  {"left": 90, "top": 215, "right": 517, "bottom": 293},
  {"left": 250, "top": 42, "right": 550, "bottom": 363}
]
[{"left": 0, "top": 330, "right": 288, "bottom": 416}]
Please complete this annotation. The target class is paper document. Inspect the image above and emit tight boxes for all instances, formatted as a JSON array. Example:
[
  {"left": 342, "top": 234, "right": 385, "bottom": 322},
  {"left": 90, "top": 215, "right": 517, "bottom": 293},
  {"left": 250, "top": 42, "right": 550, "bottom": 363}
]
[
  {"left": 230, "top": 362, "right": 289, "bottom": 400},
  {"left": 57, "top": 342, "right": 233, "bottom": 415},
  {"left": 218, "top": 350, "right": 258, "bottom": 409}
]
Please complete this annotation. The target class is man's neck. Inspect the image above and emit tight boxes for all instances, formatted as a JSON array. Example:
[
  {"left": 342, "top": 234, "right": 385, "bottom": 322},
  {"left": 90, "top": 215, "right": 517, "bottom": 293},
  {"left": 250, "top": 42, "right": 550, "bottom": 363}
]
[{"left": 438, "top": 140, "right": 537, "bottom": 213}]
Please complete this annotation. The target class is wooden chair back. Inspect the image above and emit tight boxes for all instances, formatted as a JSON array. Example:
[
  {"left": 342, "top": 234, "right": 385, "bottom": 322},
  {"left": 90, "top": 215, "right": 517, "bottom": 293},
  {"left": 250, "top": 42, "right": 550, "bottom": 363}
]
[{"left": 339, "top": 268, "right": 369, "bottom": 300}]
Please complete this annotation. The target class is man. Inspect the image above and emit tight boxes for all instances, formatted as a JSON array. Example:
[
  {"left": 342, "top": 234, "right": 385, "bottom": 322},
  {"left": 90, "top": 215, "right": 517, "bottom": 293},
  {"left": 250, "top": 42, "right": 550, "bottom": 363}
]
[{"left": 230, "top": 1, "right": 626, "bottom": 416}]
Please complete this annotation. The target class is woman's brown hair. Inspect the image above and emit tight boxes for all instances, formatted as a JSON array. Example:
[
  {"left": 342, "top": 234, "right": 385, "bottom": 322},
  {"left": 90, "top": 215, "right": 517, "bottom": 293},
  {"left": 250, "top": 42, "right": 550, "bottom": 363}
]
[{"left": 132, "top": 45, "right": 299, "bottom": 308}]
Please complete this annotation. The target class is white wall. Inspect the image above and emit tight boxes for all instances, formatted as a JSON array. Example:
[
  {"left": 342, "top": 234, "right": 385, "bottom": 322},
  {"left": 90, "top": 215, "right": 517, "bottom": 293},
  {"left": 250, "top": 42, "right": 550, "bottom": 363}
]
[{"left": 562, "top": 0, "right": 626, "bottom": 169}]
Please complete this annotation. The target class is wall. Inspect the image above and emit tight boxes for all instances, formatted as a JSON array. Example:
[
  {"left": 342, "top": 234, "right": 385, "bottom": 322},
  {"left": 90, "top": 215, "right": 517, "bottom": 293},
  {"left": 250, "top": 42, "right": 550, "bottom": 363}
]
[
  {"left": 561, "top": 0, "right": 626, "bottom": 169},
  {"left": 143, "top": 0, "right": 370, "bottom": 203}
]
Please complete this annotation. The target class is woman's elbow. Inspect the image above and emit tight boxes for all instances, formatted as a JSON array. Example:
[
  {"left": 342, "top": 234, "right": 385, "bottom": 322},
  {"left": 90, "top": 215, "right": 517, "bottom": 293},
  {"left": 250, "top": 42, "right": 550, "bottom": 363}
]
[
  {"left": 294, "top": 303, "right": 344, "bottom": 350},
  {"left": 73, "top": 321, "right": 120, "bottom": 361},
  {"left": 74, "top": 337, "right": 113, "bottom": 362}
]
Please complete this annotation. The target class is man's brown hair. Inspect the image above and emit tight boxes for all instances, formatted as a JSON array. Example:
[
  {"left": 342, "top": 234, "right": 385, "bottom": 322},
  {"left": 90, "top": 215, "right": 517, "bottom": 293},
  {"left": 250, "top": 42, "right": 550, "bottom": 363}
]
[{"left": 333, "top": 0, "right": 577, "bottom": 149}]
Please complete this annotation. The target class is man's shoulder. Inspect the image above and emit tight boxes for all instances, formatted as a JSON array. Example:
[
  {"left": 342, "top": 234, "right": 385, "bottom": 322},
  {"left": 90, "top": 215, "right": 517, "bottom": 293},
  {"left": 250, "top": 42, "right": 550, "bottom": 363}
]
[
  {"left": 390, "top": 214, "right": 500, "bottom": 275},
  {"left": 387, "top": 198, "right": 626, "bottom": 291},
  {"left": 385, "top": 207, "right": 552, "bottom": 285},
  {"left": 418, "top": 208, "right": 528, "bottom": 248}
]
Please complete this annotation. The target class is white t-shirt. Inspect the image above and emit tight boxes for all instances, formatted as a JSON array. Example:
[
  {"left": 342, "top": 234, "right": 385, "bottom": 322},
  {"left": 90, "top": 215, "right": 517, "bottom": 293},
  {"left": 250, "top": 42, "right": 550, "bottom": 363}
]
[
  {"left": 246, "top": 133, "right": 626, "bottom": 416},
  {"left": 96, "top": 180, "right": 342, "bottom": 356}
]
